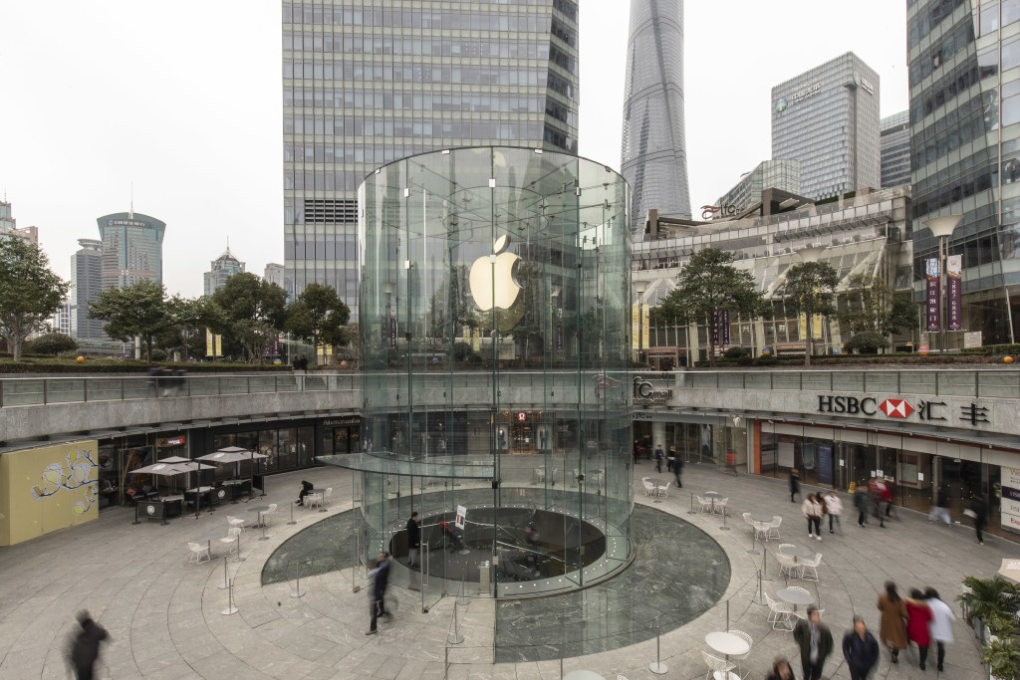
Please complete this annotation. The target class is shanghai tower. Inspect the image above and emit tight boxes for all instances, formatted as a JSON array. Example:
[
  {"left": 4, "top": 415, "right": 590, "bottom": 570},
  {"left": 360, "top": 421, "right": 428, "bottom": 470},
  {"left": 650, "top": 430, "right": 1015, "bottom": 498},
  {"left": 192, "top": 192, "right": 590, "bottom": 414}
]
[{"left": 621, "top": 0, "right": 692, "bottom": 234}]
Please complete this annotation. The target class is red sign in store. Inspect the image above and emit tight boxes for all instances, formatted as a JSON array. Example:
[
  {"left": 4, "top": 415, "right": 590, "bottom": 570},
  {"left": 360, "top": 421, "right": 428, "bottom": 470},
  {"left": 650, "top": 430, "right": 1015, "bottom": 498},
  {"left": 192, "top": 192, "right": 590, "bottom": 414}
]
[{"left": 878, "top": 399, "right": 914, "bottom": 418}]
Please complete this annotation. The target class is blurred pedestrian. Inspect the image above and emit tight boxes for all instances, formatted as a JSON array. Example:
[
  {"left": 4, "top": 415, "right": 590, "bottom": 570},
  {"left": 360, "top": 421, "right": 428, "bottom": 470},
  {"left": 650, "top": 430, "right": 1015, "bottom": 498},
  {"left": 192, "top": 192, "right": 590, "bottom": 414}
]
[
  {"left": 654, "top": 444, "right": 664, "bottom": 473},
  {"left": 672, "top": 451, "right": 684, "bottom": 488},
  {"left": 877, "top": 581, "right": 908, "bottom": 664},
  {"left": 765, "top": 656, "right": 796, "bottom": 680},
  {"left": 406, "top": 512, "right": 420, "bottom": 568},
  {"left": 793, "top": 607, "right": 833, "bottom": 680},
  {"left": 67, "top": 611, "right": 109, "bottom": 680},
  {"left": 790, "top": 469, "right": 801, "bottom": 503},
  {"left": 928, "top": 486, "right": 952, "bottom": 526},
  {"left": 970, "top": 494, "right": 988, "bottom": 545},
  {"left": 906, "top": 588, "right": 933, "bottom": 670},
  {"left": 925, "top": 587, "right": 955, "bottom": 673},
  {"left": 854, "top": 484, "right": 870, "bottom": 527},
  {"left": 802, "top": 493, "right": 823, "bottom": 541},
  {"left": 842, "top": 615, "right": 879, "bottom": 680},
  {"left": 826, "top": 490, "right": 843, "bottom": 534},
  {"left": 365, "top": 551, "right": 391, "bottom": 635}
]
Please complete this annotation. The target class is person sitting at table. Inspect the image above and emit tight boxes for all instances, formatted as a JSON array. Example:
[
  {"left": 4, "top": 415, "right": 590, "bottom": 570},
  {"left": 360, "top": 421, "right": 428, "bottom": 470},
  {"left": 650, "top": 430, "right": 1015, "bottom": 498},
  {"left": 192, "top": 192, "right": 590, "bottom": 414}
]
[{"left": 297, "top": 480, "right": 313, "bottom": 506}]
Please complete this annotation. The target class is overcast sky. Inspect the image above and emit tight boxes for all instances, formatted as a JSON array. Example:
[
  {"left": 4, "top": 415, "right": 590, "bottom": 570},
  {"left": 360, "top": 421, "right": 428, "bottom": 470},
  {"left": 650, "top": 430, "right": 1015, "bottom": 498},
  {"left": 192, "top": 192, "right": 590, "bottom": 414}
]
[{"left": 0, "top": 1, "right": 908, "bottom": 298}]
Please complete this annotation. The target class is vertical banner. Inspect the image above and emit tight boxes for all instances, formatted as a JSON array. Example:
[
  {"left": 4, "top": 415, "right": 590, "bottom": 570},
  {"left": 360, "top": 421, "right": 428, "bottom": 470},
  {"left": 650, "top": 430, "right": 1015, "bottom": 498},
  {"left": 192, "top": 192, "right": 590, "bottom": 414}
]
[
  {"left": 712, "top": 308, "right": 719, "bottom": 346},
  {"left": 926, "top": 258, "right": 941, "bottom": 332},
  {"left": 722, "top": 310, "right": 731, "bottom": 345},
  {"left": 817, "top": 445, "right": 833, "bottom": 486},
  {"left": 947, "top": 254, "right": 962, "bottom": 331},
  {"left": 1001, "top": 467, "right": 1020, "bottom": 533},
  {"left": 631, "top": 306, "right": 641, "bottom": 350},
  {"left": 641, "top": 305, "right": 650, "bottom": 350}
]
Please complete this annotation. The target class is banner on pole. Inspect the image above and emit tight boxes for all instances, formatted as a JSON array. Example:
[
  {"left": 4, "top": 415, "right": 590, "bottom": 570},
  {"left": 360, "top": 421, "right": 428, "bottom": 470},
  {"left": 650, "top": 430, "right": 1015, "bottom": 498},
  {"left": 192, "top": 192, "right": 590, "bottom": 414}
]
[
  {"left": 925, "top": 259, "right": 941, "bottom": 332},
  {"left": 722, "top": 310, "right": 730, "bottom": 346},
  {"left": 947, "top": 254, "right": 962, "bottom": 331}
]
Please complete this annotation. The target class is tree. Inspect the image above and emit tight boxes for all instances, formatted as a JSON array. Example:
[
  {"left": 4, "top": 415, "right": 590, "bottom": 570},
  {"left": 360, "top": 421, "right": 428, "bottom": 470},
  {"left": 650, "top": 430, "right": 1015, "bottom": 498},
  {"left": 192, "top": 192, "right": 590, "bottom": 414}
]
[
  {"left": 209, "top": 273, "right": 287, "bottom": 363},
  {"left": 0, "top": 238, "right": 69, "bottom": 361},
  {"left": 844, "top": 330, "right": 890, "bottom": 354},
  {"left": 782, "top": 261, "right": 839, "bottom": 366},
  {"left": 656, "top": 248, "right": 769, "bottom": 366},
  {"left": 89, "top": 280, "right": 174, "bottom": 362},
  {"left": 28, "top": 332, "right": 77, "bottom": 356},
  {"left": 284, "top": 283, "right": 350, "bottom": 366},
  {"left": 840, "top": 273, "right": 918, "bottom": 341}
]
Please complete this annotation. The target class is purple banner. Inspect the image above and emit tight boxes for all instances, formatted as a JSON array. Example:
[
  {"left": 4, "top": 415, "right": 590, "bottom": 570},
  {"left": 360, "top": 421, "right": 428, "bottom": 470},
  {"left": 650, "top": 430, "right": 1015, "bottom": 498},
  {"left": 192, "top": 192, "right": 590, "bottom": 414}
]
[
  {"left": 722, "top": 310, "right": 731, "bottom": 346},
  {"left": 947, "top": 254, "right": 962, "bottom": 331},
  {"left": 925, "top": 258, "right": 941, "bottom": 332},
  {"left": 712, "top": 308, "right": 719, "bottom": 346}
]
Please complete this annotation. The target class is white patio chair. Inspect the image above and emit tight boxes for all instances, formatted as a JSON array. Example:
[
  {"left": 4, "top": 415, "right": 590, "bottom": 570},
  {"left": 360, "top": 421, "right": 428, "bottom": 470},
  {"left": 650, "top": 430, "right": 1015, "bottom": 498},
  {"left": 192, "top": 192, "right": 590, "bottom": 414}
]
[
  {"left": 786, "top": 585, "right": 811, "bottom": 598},
  {"left": 698, "top": 495, "right": 714, "bottom": 513},
  {"left": 227, "top": 515, "right": 246, "bottom": 532},
  {"left": 742, "top": 512, "right": 754, "bottom": 534},
  {"left": 776, "top": 551, "right": 800, "bottom": 579},
  {"left": 799, "top": 553, "right": 822, "bottom": 581},
  {"left": 656, "top": 481, "right": 672, "bottom": 498},
  {"left": 715, "top": 497, "right": 729, "bottom": 515},
  {"left": 219, "top": 527, "right": 242, "bottom": 554},
  {"left": 701, "top": 650, "right": 739, "bottom": 680},
  {"left": 752, "top": 521, "right": 769, "bottom": 541},
  {"left": 765, "top": 593, "right": 793, "bottom": 630},
  {"left": 729, "top": 630, "right": 752, "bottom": 661},
  {"left": 323, "top": 487, "right": 333, "bottom": 508},
  {"left": 642, "top": 480, "right": 656, "bottom": 497},
  {"left": 264, "top": 503, "right": 279, "bottom": 525},
  {"left": 188, "top": 542, "right": 211, "bottom": 564},
  {"left": 768, "top": 516, "right": 783, "bottom": 539}
]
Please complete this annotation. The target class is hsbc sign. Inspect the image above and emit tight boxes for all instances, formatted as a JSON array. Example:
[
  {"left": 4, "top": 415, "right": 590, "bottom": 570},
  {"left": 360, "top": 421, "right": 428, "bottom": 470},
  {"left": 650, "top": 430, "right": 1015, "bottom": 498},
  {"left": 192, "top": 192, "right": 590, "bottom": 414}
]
[
  {"left": 816, "top": 394, "right": 989, "bottom": 427},
  {"left": 878, "top": 399, "right": 913, "bottom": 418},
  {"left": 818, "top": 395, "right": 915, "bottom": 418}
]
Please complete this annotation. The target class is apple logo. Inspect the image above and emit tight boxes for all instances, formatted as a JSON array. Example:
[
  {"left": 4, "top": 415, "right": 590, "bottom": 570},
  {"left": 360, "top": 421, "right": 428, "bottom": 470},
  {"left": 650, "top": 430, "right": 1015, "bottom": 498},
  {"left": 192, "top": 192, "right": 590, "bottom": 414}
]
[{"left": 469, "top": 235, "right": 522, "bottom": 311}]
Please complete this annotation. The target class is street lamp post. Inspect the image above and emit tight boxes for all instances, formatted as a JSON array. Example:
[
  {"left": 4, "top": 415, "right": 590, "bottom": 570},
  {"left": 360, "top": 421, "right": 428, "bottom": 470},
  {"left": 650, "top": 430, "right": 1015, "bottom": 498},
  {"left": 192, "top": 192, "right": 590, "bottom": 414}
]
[
  {"left": 796, "top": 245, "right": 826, "bottom": 363},
  {"left": 923, "top": 215, "right": 963, "bottom": 353}
]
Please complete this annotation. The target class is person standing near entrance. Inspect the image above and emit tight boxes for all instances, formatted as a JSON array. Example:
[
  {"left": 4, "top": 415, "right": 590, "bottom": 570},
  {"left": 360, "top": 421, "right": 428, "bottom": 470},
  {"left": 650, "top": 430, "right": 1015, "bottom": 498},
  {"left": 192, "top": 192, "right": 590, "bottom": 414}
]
[
  {"left": 654, "top": 445, "right": 664, "bottom": 473},
  {"left": 925, "top": 587, "right": 955, "bottom": 673},
  {"left": 826, "top": 490, "right": 843, "bottom": 534},
  {"left": 793, "top": 607, "right": 833, "bottom": 680},
  {"left": 366, "top": 552, "right": 391, "bottom": 635},
  {"left": 790, "top": 469, "right": 801, "bottom": 503},
  {"left": 842, "top": 615, "right": 879, "bottom": 680},
  {"left": 970, "top": 494, "right": 988, "bottom": 545},
  {"left": 406, "top": 512, "right": 420, "bottom": 568},
  {"left": 802, "top": 493, "right": 823, "bottom": 541},
  {"left": 854, "top": 484, "right": 870, "bottom": 527}
]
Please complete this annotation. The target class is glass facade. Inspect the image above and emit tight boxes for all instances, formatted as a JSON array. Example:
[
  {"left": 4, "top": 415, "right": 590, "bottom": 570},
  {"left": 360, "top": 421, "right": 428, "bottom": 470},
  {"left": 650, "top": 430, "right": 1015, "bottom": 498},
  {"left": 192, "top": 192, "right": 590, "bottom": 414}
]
[
  {"left": 772, "top": 52, "right": 881, "bottom": 202},
  {"left": 881, "top": 110, "right": 912, "bottom": 188},
  {"left": 70, "top": 239, "right": 105, "bottom": 340},
  {"left": 715, "top": 159, "right": 802, "bottom": 212},
  {"left": 281, "top": 0, "right": 580, "bottom": 312},
  {"left": 336, "top": 147, "right": 631, "bottom": 606},
  {"left": 96, "top": 212, "right": 166, "bottom": 289},
  {"left": 621, "top": 0, "right": 692, "bottom": 231},
  {"left": 203, "top": 247, "right": 245, "bottom": 296},
  {"left": 908, "top": 0, "right": 1020, "bottom": 344}
]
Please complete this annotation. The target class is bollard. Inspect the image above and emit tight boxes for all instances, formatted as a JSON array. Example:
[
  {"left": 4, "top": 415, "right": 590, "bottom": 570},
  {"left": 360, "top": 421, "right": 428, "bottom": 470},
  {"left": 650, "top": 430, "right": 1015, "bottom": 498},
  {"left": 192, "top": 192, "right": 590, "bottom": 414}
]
[
  {"left": 319, "top": 492, "right": 328, "bottom": 513},
  {"left": 457, "top": 574, "right": 469, "bottom": 605},
  {"left": 287, "top": 502, "right": 297, "bottom": 526},
  {"left": 233, "top": 532, "right": 243, "bottom": 563},
  {"left": 761, "top": 545, "right": 772, "bottom": 581},
  {"left": 726, "top": 599, "right": 730, "bottom": 631},
  {"left": 259, "top": 518, "right": 269, "bottom": 541},
  {"left": 687, "top": 492, "right": 697, "bottom": 515},
  {"left": 720, "top": 506, "right": 730, "bottom": 531},
  {"left": 444, "top": 647, "right": 449, "bottom": 680},
  {"left": 748, "top": 526, "right": 760, "bottom": 555},
  {"left": 218, "top": 556, "right": 230, "bottom": 590},
  {"left": 222, "top": 578, "right": 239, "bottom": 615},
  {"left": 447, "top": 600, "right": 464, "bottom": 644},
  {"left": 648, "top": 626, "right": 668, "bottom": 674},
  {"left": 752, "top": 570, "right": 766, "bottom": 605},
  {"left": 291, "top": 562, "right": 306, "bottom": 598}
]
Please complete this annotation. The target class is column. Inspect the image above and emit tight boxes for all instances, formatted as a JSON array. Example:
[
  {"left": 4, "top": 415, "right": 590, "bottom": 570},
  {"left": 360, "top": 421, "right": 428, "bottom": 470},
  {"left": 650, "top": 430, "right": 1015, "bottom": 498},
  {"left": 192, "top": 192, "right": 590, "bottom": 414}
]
[{"left": 652, "top": 421, "right": 667, "bottom": 454}]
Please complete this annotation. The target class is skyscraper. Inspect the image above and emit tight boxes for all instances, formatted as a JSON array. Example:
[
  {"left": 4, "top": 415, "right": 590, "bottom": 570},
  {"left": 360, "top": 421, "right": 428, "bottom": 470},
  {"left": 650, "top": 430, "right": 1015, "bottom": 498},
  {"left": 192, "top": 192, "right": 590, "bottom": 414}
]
[
  {"left": 281, "top": 1, "right": 580, "bottom": 313},
  {"left": 96, "top": 211, "right": 165, "bottom": 290},
  {"left": 264, "top": 262, "right": 285, "bottom": 289},
  {"left": 0, "top": 199, "right": 38, "bottom": 245},
  {"left": 70, "top": 239, "right": 105, "bottom": 340},
  {"left": 715, "top": 159, "right": 801, "bottom": 214},
  {"left": 880, "top": 110, "right": 911, "bottom": 188},
  {"left": 204, "top": 247, "right": 245, "bottom": 296},
  {"left": 771, "top": 52, "right": 881, "bottom": 201},
  {"left": 908, "top": 3, "right": 1020, "bottom": 343},
  {"left": 621, "top": 0, "right": 692, "bottom": 236}
]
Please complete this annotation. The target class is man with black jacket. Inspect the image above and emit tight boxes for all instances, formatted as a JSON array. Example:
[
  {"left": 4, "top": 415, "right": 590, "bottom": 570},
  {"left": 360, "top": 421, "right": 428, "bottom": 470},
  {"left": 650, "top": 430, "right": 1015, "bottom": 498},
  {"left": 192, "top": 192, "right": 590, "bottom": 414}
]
[
  {"left": 366, "top": 552, "right": 391, "bottom": 635},
  {"left": 793, "top": 607, "right": 833, "bottom": 680},
  {"left": 407, "top": 512, "right": 420, "bottom": 568},
  {"left": 68, "top": 611, "right": 109, "bottom": 680},
  {"left": 842, "top": 615, "right": 879, "bottom": 680}
]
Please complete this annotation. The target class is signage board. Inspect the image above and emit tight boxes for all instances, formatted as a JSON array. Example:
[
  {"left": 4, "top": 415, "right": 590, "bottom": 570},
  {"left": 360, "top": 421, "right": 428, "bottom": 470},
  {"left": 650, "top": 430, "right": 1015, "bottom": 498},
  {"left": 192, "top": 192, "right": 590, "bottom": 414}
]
[
  {"left": 1002, "top": 467, "right": 1020, "bottom": 532},
  {"left": 817, "top": 445, "right": 833, "bottom": 486},
  {"left": 157, "top": 437, "right": 186, "bottom": 448},
  {"left": 455, "top": 505, "right": 467, "bottom": 530}
]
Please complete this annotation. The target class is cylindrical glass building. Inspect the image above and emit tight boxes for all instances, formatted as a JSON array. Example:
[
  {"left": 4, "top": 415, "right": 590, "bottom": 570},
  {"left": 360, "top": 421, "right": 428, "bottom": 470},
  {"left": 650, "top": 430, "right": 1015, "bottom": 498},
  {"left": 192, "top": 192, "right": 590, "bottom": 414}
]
[{"left": 325, "top": 147, "right": 631, "bottom": 603}]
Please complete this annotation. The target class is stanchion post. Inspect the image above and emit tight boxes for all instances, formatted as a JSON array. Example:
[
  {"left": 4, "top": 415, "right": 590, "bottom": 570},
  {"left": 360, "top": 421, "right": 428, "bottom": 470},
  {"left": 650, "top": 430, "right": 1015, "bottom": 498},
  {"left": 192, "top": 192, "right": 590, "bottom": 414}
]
[
  {"left": 762, "top": 544, "right": 772, "bottom": 581},
  {"left": 222, "top": 578, "right": 239, "bottom": 615},
  {"left": 559, "top": 643, "right": 564, "bottom": 680},
  {"left": 447, "top": 600, "right": 464, "bottom": 644},
  {"left": 752, "top": 570, "right": 766, "bottom": 605},
  {"left": 291, "top": 562, "right": 306, "bottom": 598},
  {"left": 457, "top": 574, "right": 469, "bottom": 606},
  {"left": 287, "top": 501, "right": 296, "bottom": 525},
  {"left": 132, "top": 503, "right": 141, "bottom": 525},
  {"left": 259, "top": 518, "right": 269, "bottom": 541},
  {"left": 444, "top": 647, "right": 449, "bottom": 680},
  {"left": 233, "top": 533, "right": 243, "bottom": 563},
  {"left": 648, "top": 626, "right": 668, "bottom": 674},
  {"left": 720, "top": 505, "right": 730, "bottom": 530},
  {"left": 218, "top": 555, "right": 229, "bottom": 590},
  {"left": 687, "top": 492, "right": 697, "bottom": 515}
]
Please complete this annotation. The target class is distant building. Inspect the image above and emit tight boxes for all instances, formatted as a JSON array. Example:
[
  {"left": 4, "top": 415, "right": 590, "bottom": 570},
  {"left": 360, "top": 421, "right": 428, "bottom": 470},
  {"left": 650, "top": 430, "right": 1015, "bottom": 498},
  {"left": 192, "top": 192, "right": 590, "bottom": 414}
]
[
  {"left": 771, "top": 52, "right": 881, "bottom": 201},
  {"left": 0, "top": 200, "right": 39, "bottom": 245},
  {"left": 880, "top": 110, "right": 911, "bottom": 188},
  {"left": 70, "top": 239, "right": 106, "bottom": 340},
  {"left": 263, "top": 262, "right": 285, "bottom": 290},
  {"left": 716, "top": 160, "right": 801, "bottom": 214},
  {"left": 621, "top": 0, "right": 692, "bottom": 235},
  {"left": 204, "top": 247, "right": 245, "bottom": 296},
  {"left": 48, "top": 301, "right": 73, "bottom": 338},
  {"left": 97, "top": 211, "right": 165, "bottom": 290}
]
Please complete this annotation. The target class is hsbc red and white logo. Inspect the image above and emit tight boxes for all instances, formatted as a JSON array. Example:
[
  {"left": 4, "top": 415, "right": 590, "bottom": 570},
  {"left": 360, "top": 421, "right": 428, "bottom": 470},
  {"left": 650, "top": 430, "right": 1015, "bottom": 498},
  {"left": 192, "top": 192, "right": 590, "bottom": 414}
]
[{"left": 878, "top": 399, "right": 913, "bottom": 418}]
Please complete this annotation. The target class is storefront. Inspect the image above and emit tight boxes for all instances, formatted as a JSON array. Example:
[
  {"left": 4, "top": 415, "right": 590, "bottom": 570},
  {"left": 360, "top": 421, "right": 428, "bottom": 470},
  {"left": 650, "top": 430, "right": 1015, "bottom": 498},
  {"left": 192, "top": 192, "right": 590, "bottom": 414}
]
[{"left": 322, "top": 415, "right": 361, "bottom": 455}]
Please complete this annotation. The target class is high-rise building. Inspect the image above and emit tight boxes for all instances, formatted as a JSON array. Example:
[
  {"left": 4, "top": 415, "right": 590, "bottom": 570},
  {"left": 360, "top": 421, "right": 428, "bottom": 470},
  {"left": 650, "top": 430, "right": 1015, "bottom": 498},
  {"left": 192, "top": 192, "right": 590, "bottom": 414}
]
[
  {"left": 70, "top": 239, "right": 105, "bottom": 340},
  {"left": 48, "top": 300, "right": 73, "bottom": 338},
  {"left": 771, "top": 52, "right": 881, "bottom": 201},
  {"left": 264, "top": 262, "right": 285, "bottom": 289},
  {"left": 0, "top": 200, "right": 39, "bottom": 245},
  {"left": 880, "top": 110, "right": 911, "bottom": 188},
  {"left": 715, "top": 160, "right": 801, "bottom": 214},
  {"left": 621, "top": 0, "right": 692, "bottom": 235},
  {"left": 908, "top": 4, "right": 1020, "bottom": 344},
  {"left": 204, "top": 247, "right": 245, "bottom": 296},
  {"left": 96, "top": 211, "right": 165, "bottom": 290},
  {"left": 281, "top": 0, "right": 580, "bottom": 312}
]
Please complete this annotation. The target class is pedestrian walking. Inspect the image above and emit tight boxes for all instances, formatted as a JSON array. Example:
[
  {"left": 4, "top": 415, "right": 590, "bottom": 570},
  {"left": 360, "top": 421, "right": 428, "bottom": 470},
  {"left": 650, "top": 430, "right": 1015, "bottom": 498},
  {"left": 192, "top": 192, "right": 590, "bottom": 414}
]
[
  {"left": 869, "top": 479, "right": 887, "bottom": 528},
  {"left": 928, "top": 486, "right": 952, "bottom": 526},
  {"left": 793, "top": 607, "right": 833, "bottom": 680},
  {"left": 842, "top": 615, "right": 880, "bottom": 680},
  {"left": 406, "top": 512, "right": 420, "bottom": 568},
  {"left": 906, "top": 589, "right": 933, "bottom": 670},
  {"left": 925, "top": 587, "right": 955, "bottom": 673},
  {"left": 673, "top": 453, "right": 684, "bottom": 488},
  {"left": 67, "top": 611, "right": 109, "bottom": 680},
  {"left": 802, "top": 493, "right": 823, "bottom": 541},
  {"left": 877, "top": 581, "right": 909, "bottom": 663},
  {"left": 826, "top": 490, "right": 843, "bottom": 534},
  {"left": 654, "top": 445, "right": 664, "bottom": 473},
  {"left": 765, "top": 656, "right": 796, "bottom": 680},
  {"left": 365, "top": 551, "right": 391, "bottom": 635},
  {"left": 790, "top": 469, "right": 801, "bottom": 503},
  {"left": 854, "top": 485, "right": 869, "bottom": 527},
  {"left": 970, "top": 494, "right": 988, "bottom": 545}
]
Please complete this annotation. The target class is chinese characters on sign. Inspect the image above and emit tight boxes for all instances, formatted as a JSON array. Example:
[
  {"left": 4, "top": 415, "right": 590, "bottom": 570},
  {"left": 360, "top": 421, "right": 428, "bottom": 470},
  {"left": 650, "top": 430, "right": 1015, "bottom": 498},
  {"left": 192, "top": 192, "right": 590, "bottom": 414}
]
[
  {"left": 947, "top": 254, "right": 962, "bottom": 331},
  {"left": 816, "top": 395, "right": 991, "bottom": 427},
  {"left": 926, "top": 258, "right": 941, "bottom": 332}
]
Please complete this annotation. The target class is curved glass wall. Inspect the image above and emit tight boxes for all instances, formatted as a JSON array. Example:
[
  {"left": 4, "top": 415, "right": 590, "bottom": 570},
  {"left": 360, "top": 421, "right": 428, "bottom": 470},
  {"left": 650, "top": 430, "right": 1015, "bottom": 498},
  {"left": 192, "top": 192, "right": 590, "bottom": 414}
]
[{"left": 344, "top": 146, "right": 631, "bottom": 603}]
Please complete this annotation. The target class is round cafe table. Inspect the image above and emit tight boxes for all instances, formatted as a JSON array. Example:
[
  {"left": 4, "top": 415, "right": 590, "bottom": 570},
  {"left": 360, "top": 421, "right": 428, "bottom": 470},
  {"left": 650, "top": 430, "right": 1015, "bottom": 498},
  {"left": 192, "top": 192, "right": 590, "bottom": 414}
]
[
  {"left": 562, "top": 671, "right": 605, "bottom": 680},
  {"left": 704, "top": 491, "right": 723, "bottom": 513},
  {"left": 751, "top": 513, "right": 775, "bottom": 523},
  {"left": 776, "top": 587, "right": 815, "bottom": 630},
  {"left": 247, "top": 505, "right": 270, "bottom": 527},
  {"left": 779, "top": 544, "right": 816, "bottom": 560},
  {"left": 705, "top": 631, "right": 749, "bottom": 661}
]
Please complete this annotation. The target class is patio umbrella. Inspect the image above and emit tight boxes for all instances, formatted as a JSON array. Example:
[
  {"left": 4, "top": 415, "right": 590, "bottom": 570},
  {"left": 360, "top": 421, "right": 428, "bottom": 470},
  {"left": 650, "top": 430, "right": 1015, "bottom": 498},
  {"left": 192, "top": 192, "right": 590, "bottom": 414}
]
[
  {"left": 197, "top": 447, "right": 267, "bottom": 501},
  {"left": 998, "top": 558, "right": 1020, "bottom": 583},
  {"left": 159, "top": 456, "right": 216, "bottom": 518}
]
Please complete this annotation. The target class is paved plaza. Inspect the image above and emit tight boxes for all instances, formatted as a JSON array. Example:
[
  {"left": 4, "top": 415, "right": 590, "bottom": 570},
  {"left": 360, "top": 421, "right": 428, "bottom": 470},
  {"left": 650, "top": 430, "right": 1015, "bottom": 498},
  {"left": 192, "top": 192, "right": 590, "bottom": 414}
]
[{"left": 0, "top": 460, "right": 1010, "bottom": 680}]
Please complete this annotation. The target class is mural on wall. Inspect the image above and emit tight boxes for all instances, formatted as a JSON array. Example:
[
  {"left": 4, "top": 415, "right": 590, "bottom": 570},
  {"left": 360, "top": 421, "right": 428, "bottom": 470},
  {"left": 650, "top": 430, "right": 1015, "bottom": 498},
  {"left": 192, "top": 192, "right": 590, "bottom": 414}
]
[{"left": 31, "top": 447, "right": 98, "bottom": 515}]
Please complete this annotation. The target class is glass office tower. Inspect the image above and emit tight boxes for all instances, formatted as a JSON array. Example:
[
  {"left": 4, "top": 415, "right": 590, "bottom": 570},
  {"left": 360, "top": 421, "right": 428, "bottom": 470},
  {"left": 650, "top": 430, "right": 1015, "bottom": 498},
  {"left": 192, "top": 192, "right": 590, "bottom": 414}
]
[
  {"left": 908, "top": 0, "right": 1020, "bottom": 344},
  {"left": 96, "top": 212, "right": 165, "bottom": 289},
  {"left": 772, "top": 52, "right": 881, "bottom": 202},
  {"left": 324, "top": 147, "right": 632, "bottom": 606},
  {"left": 621, "top": 0, "right": 692, "bottom": 234},
  {"left": 281, "top": 1, "right": 580, "bottom": 313}
]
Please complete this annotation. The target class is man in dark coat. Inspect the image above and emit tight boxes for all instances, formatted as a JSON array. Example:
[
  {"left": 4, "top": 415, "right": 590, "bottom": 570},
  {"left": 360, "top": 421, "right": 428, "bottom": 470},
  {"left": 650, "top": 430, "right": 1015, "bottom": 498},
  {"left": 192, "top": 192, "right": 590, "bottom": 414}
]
[
  {"left": 793, "top": 607, "right": 833, "bottom": 680},
  {"left": 297, "top": 480, "right": 313, "bottom": 506},
  {"left": 366, "top": 552, "right": 391, "bottom": 634},
  {"left": 842, "top": 615, "right": 880, "bottom": 680},
  {"left": 68, "top": 611, "right": 109, "bottom": 680},
  {"left": 406, "top": 512, "right": 421, "bottom": 568}
]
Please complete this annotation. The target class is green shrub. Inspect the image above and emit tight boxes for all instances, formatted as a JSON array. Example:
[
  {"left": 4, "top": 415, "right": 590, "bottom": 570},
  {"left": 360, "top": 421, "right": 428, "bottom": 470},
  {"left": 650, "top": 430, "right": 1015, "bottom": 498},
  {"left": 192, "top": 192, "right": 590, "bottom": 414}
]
[
  {"left": 844, "top": 331, "right": 890, "bottom": 354},
  {"left": 26, "top": 333, "right": 78, "bottom": 356},
  {"left": 754, "top": 356, "right": 779, "bottom": 366},
  {"left": 723, "top": 346, "right": 748, "bottom": 359}
]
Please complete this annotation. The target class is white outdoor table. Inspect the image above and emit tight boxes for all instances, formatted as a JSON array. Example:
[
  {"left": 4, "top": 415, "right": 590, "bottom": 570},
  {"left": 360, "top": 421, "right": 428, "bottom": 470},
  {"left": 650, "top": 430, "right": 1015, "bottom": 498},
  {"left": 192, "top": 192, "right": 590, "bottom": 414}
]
[
  {"left": 704, "top": 491, "right": 723, "bottom": 513},
  {"left": 705, "top": 631, "right": 749, "bottom": 660},
  {"left": 776, "top": 587, "right": 815, "bottom": 630},
  {"left": 562, "top": 671, "right": 605, "bottom": 680},
  {"left": 751, "top": 513, "right": 775, "bottom": 523}
]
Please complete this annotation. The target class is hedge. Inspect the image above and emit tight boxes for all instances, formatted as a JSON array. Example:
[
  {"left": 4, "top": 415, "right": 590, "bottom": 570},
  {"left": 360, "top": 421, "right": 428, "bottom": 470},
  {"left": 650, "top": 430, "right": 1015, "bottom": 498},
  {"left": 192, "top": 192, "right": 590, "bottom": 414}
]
[{"left": 0, "top": 359, "right": 294, "bottom": 375}]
